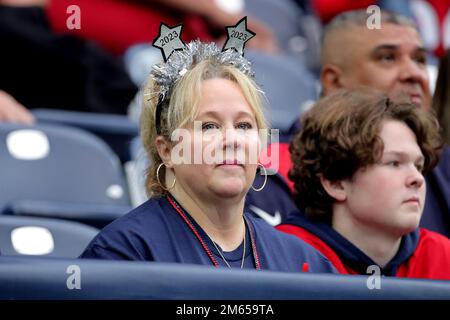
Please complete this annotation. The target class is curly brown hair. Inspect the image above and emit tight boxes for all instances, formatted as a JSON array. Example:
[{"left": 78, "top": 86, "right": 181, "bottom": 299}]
[{"left": 289, "top": 88, "right": 442, "bottom": 223}]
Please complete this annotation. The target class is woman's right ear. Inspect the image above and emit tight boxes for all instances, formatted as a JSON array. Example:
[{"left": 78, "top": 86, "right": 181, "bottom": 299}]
[{"left": 155, "top": 136, "right": 173, "bottom": 167}]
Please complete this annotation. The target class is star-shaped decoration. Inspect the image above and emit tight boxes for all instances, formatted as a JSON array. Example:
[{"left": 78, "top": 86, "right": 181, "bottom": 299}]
[
  {"left": 222, "top": 16, "right": 255, "bottom": 55},
  {"left": 152, "top": 22, "right": 186, "bottom": 62}
]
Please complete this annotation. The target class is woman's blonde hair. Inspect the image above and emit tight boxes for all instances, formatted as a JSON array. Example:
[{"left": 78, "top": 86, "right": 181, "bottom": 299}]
[{"left": 141, "top": 56, "right": 268, "bottom": 198}]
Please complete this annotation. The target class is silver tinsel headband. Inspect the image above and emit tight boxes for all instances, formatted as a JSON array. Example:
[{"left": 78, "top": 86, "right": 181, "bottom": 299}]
[{"left": 149, "top": 17, "right": 255, "bottom": 134}]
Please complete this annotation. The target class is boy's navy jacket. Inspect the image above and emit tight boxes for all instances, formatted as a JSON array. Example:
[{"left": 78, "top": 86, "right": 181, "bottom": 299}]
[
  {"left": 81, "top": 195, "right": 336, "bottom": 274},
  {"left": 278, "top": 213, "right": 450, "bottom": 280}
]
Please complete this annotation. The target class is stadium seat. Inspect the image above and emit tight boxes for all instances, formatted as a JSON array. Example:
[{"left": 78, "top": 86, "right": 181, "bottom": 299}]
[
  {"left": 33, "top": 109, "right": 139, "bottom": 163},
  {"left": 0, "top": 216, "right": 98, "bottom": 258},
  {"left": 245, "top": 0, "right": 323, "bottom": 72},
  {"left": 1, "top": 256, "right": 450, "bottom": 299},
  {"left": 124, "top": 137, "right": 149, "bottom": 207},
  {"left": 245, "top": 0, "right": 308, "bottom": 55},
  {"left": 0, "top": 122, "right": 132, "bottom": 227},
  {"left": 247, "top": 51, "right": 317, "bottom": 131},
  {"left": 4, "top": 200, "right": 131, "bottom": 229}
]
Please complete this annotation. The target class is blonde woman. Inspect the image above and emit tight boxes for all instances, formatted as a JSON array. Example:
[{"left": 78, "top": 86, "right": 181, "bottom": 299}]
[{"left": 81, "top": 32, "right": 334, "bottom": 273}]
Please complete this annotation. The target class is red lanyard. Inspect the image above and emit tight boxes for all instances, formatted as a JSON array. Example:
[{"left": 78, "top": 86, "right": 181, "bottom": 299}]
[{"left": 166, "top": 195, "right": 261, "bottom": 269}]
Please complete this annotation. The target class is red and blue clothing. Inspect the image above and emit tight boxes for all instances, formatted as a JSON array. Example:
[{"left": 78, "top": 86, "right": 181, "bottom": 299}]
[
  {"left": 81, "top": 195, "right": 336, "bottom": 274},
  {"left": 246, "top": 119, "right": 450, "bottom": 237},
  {"left": 277, "top": 213, "right": 450, "bottom": 280}
]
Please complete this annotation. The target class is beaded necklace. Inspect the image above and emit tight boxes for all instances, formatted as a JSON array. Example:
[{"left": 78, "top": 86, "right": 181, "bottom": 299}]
[{"left": 166, "top": 195, "right": 261, "bottom": 269}]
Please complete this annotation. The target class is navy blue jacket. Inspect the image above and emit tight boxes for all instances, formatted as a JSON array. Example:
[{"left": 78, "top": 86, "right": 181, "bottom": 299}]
[
  {"left": 279, "top": 213, "right": 450, "bottom": 279},
  {"left": 282, "top": 213, "right": 420, "bottom": 276},
  {"left": 81, "top": 196, "right": 336, "bottom": 273}
]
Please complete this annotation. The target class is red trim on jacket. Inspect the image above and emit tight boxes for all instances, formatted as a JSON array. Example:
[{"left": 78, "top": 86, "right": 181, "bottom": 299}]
[{"left": 277, "top": 224, "right": 450, "bottom": 280}]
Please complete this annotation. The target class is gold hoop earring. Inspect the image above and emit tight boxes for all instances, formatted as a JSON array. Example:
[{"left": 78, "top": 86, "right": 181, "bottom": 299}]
[
  {"left": 156, "top": 163, "right": 176, "bottom": 191},
  {"left": 251, "top": 163, "right": 267, "bottom": 192}
]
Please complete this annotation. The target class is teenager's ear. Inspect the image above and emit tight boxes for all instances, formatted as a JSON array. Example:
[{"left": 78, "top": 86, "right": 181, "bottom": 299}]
[
  {"left": 320, "top": 176, "right": 347, "bottom": 202},
  {"left": 320, "top": 64, "right": 345, "bottom": 96},
  {"left": 155, "top": 136, "right": 173, "bottom": 168}
]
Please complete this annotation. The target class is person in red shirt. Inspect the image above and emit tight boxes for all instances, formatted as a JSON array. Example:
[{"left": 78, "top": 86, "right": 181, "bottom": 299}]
[
  {"left": 43, "top": 0, "right": 279, "bottom": 56},
  {"left": 277, "top": 88, "right": 450, "bottom": 280},
  {"left": 0, "top": 0, "right": 279, "bottom": 56}
]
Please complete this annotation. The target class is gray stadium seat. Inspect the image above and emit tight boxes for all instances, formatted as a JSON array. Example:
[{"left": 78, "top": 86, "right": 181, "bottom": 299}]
[
  {"left": 32, "top": 109, "right": 139, "bottom": 163},
  {"left": 124, "top": 136, "right": 149, "bottom": 207},
  {"left": 0, "top": 216, "right": 98, "bottom": 258},
  {"left": 0, "top": 256, "right": 450, "bottom": 299},
  {"left": 0, "top": 122, "right": 132, "bottom": 227},
  {"left": 245, "top": 0, "right": 323, "bottom": 71},
  {"left": 247, "top": 51, "right": 317, "bottom": 131}
]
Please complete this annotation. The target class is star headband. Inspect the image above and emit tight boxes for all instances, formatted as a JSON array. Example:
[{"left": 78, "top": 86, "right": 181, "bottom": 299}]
[{"left": 150, "top": 17, "right": 255, "bottom": 135}]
